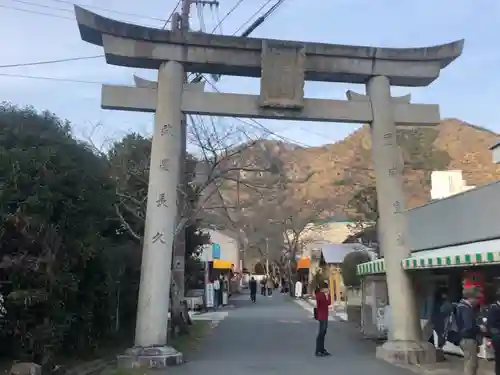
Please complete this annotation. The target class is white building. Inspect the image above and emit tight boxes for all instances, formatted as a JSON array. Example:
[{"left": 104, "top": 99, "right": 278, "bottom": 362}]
[
  {"left": 490, "top": 141, "right": 500, "bottom": 164},
  {"left": 430, "top": 170, "right": 475, "bottom": 200},
  {"left": 200, "top": 228, "right": 241, "bottom": 272}
]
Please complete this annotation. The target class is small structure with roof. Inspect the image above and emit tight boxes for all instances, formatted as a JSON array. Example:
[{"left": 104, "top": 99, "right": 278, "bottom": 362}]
[
  {"left": 320, "top": 243, "right": 375, "bottom": 302},
  {"left": 490, "top": 141, "right": 500, "bottom": 164}
]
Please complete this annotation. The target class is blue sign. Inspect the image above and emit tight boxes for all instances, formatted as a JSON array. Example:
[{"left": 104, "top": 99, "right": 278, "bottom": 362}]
[{"left": 211, "top": 243, "right": 221, "bottom": 260}]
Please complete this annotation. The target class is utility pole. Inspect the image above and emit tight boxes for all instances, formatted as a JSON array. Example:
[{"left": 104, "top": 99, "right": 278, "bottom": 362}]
[
  {"left": 236, "top": 173, "right": 246, "bottom": 274},
  {"left": 170, "top": 0, "right": 220, "bottom": 335},
  {"left": 265, "top": 238, "right": 269, "bottom": 275},
  {"left": 169, "top": 8, "right": 188, "bottom": 337}
]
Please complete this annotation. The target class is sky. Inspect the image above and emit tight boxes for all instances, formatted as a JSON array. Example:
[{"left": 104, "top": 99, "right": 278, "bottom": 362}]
[{"left": 1, "top": 0, "right": 499, "bottom": 149}]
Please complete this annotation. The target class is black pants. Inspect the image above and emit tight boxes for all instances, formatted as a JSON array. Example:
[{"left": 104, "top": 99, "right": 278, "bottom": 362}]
[
  {"left": 492, "top": 337, "right": 500, "bottom": 375},
  {"left": 316, "top": 320, "right": 328, "bottom": 353},
  {"left": 267, "top": 288, "right": 272, "bottom": 296},
  {"left": 250, "top": 292, "right": 256, "bottom": 302}
]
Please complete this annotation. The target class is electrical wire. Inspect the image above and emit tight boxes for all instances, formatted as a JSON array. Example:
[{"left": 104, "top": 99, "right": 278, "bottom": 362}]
[
  {"left": 0, "top": 0, "right": 285, "bottom": 71},
  {"left": 162, "top": 0, "right": 181, "bottom": 29},
  {"left": 0, "top": 4, "right": 73, "bottom": 19},
  {"left": 9, "top": 0, "right": 77, "bottom": 14},
  {"left": 1, "top": 3, "right": 164, "bottom": 26},
  {"left": 200, "top": 77, "right": 313, "bottom": 148},
  {"left": 232, "top": 0, "right": 273, "bottom": 36},
  {"left": 197, "top": 3, "right": 206, "bottom": 32},
  {"left": 0, "top": 55, "right": 103, "bottom": 69},
  {"left": 0, "top": 72, "right": 104, "bottom": 84},
  {"left": 214, "top": 6, "right": 223, "bottom": 34},
  {"left": 210, "top": 0, "right": 245, "bottom": 33},
  {"left": 0, "top": 70, "right": 439, "bottom": 176},
  {"left": 44, "top": 0, "right": 167, "bottom": 21},
  {"left": 2, "top": 0, "right": 313, "bottom": 147}
]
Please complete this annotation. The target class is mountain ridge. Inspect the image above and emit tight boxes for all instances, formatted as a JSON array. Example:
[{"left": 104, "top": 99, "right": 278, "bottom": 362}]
[{"left": 229, "top": 119, "right": 500, "bottom": 214}]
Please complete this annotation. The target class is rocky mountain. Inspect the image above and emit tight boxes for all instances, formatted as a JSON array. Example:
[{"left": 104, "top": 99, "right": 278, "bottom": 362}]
[{"left": 226, "top": 119, "right": 500, "bottom": 214}]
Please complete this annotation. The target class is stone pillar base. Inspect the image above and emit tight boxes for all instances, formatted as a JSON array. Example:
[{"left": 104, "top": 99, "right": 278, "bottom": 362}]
[
  {"left": 376, "top": 340, "right": 436, "bottom": 365},
  {"left": 117, "top": 346, "right": 183, "bottom": 369}
]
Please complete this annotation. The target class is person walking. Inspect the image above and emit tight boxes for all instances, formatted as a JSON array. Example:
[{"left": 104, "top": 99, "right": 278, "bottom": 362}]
[
  {"left": 249, "top": 277, "right": 257, "bottom": 303},
  {"left": 266, "top": 276, "right": 274, "bottom": 297},
  {"left": 213, "top": 277, "right": 221, "bottom": 309},
  {"left": 429, "top": 289, "right": 453, "bottom": 349},
  {"left": 456, "top": 287, "right": 481, "bottom": 375},
  {"left": 314, "top": 281, "right": 331, "bottom": 357},
  {"left": 487, "top": 289, "right": 500, "bottom": 375},
  {"left": 295, "top": 279, "right": 303, "bottom": 299}
]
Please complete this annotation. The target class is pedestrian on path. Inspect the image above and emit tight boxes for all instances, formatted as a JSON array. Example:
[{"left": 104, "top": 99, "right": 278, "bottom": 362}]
[
  {"left": 295, "top": 279, "right": 303, "bottom": 299},
  {"left": 267, "top": 277, "right": 274, "bottom": 297},
  {"left": 456, "top": 287, "right": 481, "bottom": 375},
  {"left": 249, "top": 277, "right": 257, "bottom": 303},
  {"left": 314, "top": 281, "right": 331, "bottom": 357},
  {"left": 429, "top": 289, "right": 453, "bottom": 348},
  {"left": 487, "top": 289, "right": 500, "bottom": 375},
  {"left": 213, "top": 277, "right": 221, "bottom": 309}
]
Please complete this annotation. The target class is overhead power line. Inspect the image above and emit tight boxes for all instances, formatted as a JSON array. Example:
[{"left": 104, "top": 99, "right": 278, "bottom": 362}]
[
  {"left": 232, "top": 0, "right": 273, "bottom": 36},
  {"left": 1, "top": 0, "right": 307, "bottom": 145},
  {"left": 235, "top": 0, "right": 286, "bottom": 36},
  {"left": 210, "top": 0, "right": 244, "bottom": 33},
  {"left": 45, "top": 0, "right": 167, "bottom": 21},
  {"left": 3, "top": 0, "right": 166, "bottom": 23},
  {"left": 0, "top": 72, "right": 104, "bottom": 84},
  {"left": 0, "top": 55, "right": 102, "bottom": 69},
  {"left": 163, "top": 0, "right": 182, "bottom": 29},
  {"left": 0, "top": 4, "right": 73, "bottom": 19}
]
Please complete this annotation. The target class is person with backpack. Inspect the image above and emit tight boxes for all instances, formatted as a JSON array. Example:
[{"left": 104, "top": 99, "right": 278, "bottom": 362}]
[
  {"left": 487, "top": 289, "right": 500, "bottom": 375},
  {"left": 455, "top": 287, "right": 481, "bottom": 375},
  {"left": 430, "top": 289, "right": 454, "bottom": 348}
]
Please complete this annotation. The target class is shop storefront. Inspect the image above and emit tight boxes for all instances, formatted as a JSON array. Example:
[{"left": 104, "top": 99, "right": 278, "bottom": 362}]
[
  {"left": 296, "top": 257, "right": 310, "bottom": 295},
  {"left": 356, "top": 239, "right": 500, "bottom": 358}
]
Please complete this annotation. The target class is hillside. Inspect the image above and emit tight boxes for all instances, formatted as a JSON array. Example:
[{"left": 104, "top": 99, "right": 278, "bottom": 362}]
[{"left": 223, "top": 119, "right": 500, "bottom": 215}]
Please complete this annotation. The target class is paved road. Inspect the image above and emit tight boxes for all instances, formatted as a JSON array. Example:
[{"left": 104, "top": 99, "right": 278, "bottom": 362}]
[{"left": 171, "top": 293, "right": 414, "bottom": 375}]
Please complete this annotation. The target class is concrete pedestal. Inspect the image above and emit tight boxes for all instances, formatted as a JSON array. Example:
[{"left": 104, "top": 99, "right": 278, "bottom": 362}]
[
  {"left": 376, "top": 340, "right": 436, "bottom": 365},
  {"left": 117, "top": 346, "right": 183, "bottom": 369}
]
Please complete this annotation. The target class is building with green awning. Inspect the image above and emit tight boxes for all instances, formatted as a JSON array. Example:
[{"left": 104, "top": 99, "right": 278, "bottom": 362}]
[
  {"left": 357, "top": 239, "right": 500, "bottom": 276},
  {"left": 356, "top": 180, "right": 500, "bottom": 277}
]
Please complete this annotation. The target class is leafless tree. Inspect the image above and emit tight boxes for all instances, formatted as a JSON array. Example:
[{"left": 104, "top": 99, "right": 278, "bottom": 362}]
[{"left": 344, "top": 185, "right": 379, "bottom": 252}]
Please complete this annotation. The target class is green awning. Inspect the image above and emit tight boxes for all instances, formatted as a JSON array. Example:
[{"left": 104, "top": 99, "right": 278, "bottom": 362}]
[
  {"left": 402, "top": 239, "right": 500, "bottom": 270},
  {"left": 356, "top": 259, "right": 385, "bottom": 275},
  {"left": 356, "top": 239, "right": 500, "bottom": 276}
]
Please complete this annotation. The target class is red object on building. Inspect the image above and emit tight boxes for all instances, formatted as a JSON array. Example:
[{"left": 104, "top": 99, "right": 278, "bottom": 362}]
[{"left": 463, "top": 270, "right": 485, "bottom": 305}]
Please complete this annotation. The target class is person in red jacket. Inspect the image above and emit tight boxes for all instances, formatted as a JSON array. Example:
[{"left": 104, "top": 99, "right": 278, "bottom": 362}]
[{"left": 315, "top": 281, "right": 332, "bottom": 357}]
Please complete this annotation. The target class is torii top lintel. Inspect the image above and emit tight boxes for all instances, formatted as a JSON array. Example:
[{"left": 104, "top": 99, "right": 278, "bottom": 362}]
[{"left": 74, "top": 6, "right": 463, "bottom": 87}]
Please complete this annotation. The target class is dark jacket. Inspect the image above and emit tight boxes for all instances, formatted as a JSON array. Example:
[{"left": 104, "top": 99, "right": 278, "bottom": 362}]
[
  {"left": 487, "top": 302, "right": 500, "bottom": 339},
  {"left": 249, "top": 280, "right": 257, "bottom": 294},
  {"left": 456, "top": 299, "right": 479, "bottom": 340}
]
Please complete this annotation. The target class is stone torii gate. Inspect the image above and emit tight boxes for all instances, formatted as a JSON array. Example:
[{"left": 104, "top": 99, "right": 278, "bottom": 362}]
[{"left": 74, "top": 5, "right": 463, "bottom": 367}]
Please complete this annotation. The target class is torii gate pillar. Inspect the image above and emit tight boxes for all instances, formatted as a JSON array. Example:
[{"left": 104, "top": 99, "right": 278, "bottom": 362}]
[
  {"left": 134, "top": 61, "right": 184, "bottom": 348},
  {"left": 367, "top": 76, "right": 426, "bottom": 361}
]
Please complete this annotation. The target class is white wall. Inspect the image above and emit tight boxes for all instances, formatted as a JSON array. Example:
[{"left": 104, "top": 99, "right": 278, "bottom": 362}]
[
  {"left": 493, "top": 146, "right": 500, "bottom": 164},
  {"left": 407, "top": 181, "right": 500, "bottom": 251},
  {"left": 430, "top": 170, "right": 475, "bottom": 200},
  {"left": 200, "top": 229, "right": 240, "bottom": 271}
]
